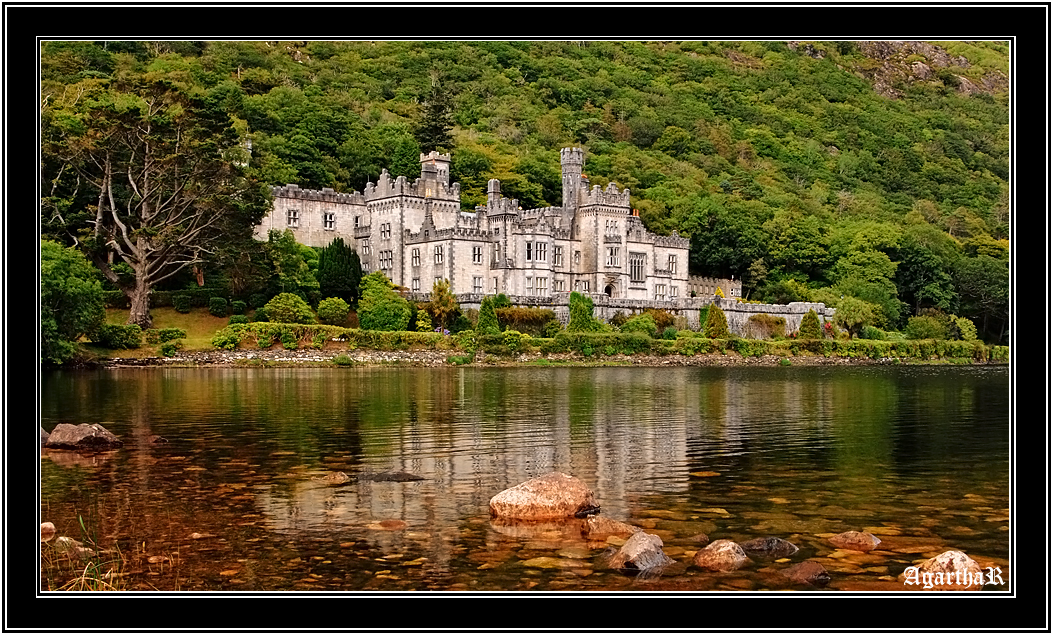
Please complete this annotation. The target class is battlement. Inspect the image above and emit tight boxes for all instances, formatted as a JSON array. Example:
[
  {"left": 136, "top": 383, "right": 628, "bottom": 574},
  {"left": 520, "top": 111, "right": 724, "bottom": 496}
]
[
  {"left": 560, "top": 147, "right": 585, "bottom": 166},
  {"left": 363, "top": 169, "right": 460, "bottom": 201},
  {"left": 652, "top": 231, "right": 690, "bottom": 248},
  {"left": 580, "top": 182, "right": 631, "bottom": 208},
  {"left": 271, "top": 184, "right": 366, "bottom": 205},
  {"left": 420, "top": 151, "right": 451, "bottom": 164}
]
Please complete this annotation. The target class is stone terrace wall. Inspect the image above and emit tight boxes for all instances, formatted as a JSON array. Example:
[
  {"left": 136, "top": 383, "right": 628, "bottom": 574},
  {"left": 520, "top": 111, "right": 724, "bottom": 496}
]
[{"left": 407, "top": 293, "right": 834, "bottom": 335}]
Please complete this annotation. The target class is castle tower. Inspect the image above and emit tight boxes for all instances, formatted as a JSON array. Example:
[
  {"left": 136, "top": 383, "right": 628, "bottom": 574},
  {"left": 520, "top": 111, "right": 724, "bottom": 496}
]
[
  {"left": 420, "top": 151, "right": 452, "bottom": 188},
  {"left": 561, "top": 147, "right": 585, "bottom": 212}
]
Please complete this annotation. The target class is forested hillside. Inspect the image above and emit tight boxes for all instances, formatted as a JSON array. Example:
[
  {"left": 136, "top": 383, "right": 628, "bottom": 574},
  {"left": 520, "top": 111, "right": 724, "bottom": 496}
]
[{"left": 40, "top": 40, "right": 1010, "bottom": 343}]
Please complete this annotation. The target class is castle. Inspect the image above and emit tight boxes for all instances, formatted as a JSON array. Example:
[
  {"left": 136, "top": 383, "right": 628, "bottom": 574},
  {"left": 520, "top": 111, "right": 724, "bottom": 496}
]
[
  {"left": 254, "top": 147, "right": 836, "bottom": 333},
  {"left": 257, "top": 147, "right": 707, "bottom": 301}
]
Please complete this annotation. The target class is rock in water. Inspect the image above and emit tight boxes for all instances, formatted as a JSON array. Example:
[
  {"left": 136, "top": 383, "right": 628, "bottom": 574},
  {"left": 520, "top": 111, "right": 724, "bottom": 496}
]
[
  {"left": 319, "top": 471, "right": 351, "bottom": 484},
  {"left": 898, "top": 550, "right": 986, "bottom": 590},
  {"left": 828, "top": 531, "right": 881, "bottom": 552},
  {"left": 367, "top": 471, "right": 425, "bottom": 482},
  {"left": 738, "top": 536, "right": 800, "bottom": 559},
  {"left": 583, "top": 515, "right": 639, "bottom": 540},
  {"left": 40, "top": 522, "right": 56, "bottom": 543},
  {"left": 489, "top": 472, "right": 599, "bottom": 521},
  {"left": 780, "top": 561, "right": 831, "bottom": 586},
  {"left": 44, "top": 423, "right": 122, "bottom": 451},
  {"left": 693, "top": 539, "right": 749, "bottom": 572},
  {"left": 606, "top": 531, "right": 674, "bottom": 572},
  {"left": 40, "top": 427, "right": 49, "bottom": 446}
]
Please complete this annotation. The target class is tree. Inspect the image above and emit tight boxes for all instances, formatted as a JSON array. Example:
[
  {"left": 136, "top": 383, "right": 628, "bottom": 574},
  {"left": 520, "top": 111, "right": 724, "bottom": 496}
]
[
  {"left": 429, "top": 279, "right": 459, "bottom": 331},
  {"left": 414, "top": 79, "right": 455, "bottom": 153},
  {"left": 266, "top": 230, "right": 320, "bottom": 302},
  {"left": 703, "top": 302, "right": 730, "bottom": 339},
  {"left": 263, "top": 293, "right": 315, "bottom": 324},
  {"left": 357, "top": 271, "right": 412, "bottom": 331},
  {"left": 316, "top": 237, "right": 362, "bottom": 307},
  {"left": 828, "top": 295, "right": 877, "bottom": 339},
  {"left": 798, "top": 309, "right": 823, "bottom": 339},
  {"left": 954, "top": 255, "right": 1009, "bottom": 343},
  {"left": 567, "top": 291, "right": 604, "bottom": 332},
  {"left": 477, "top": 296, "right": 501, "bottom": 335},
  {"left": 41, "top": 240, "right": 106, "bottom": 366},
  {"left": 42, "top": 62, "right": 269, "bottom": 328},
  {"left": 317, "top": 297, "right": 350, "bottom": 326}
]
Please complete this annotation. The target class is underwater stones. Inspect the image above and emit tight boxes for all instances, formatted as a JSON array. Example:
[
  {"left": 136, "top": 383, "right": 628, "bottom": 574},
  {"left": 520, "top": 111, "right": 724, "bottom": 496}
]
[
  {"left": 44, "top": 423, "right": 123, "bottom": 451},
  {"left": 693, "top": 539, "right": 749, "bottom": 572},
  {"left": 489, "top": 472, "right": 598, "bottom": 521},
  {"left": 779, "top": 561, "right": 831, "bottom": 586},
  {"left": 738, "top": 536, "right": 799, "bottom": 559},
  {"left": 828, "top": 531, "right": 882, "bottom": 552},
  {"left": 316, "top": 471, "right": 351, "bottom": 485},
  {"left": 606, "top": 531, "right": 675, "bottom": 572}
]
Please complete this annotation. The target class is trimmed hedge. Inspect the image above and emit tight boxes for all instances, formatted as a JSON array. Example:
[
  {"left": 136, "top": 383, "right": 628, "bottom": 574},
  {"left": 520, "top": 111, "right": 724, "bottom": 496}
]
[
  {"left": 144, "top": 327, "right": 187, "bottom": 344},
  {"left": 209, "top": 297, "right": 229, "bottom": 318}
]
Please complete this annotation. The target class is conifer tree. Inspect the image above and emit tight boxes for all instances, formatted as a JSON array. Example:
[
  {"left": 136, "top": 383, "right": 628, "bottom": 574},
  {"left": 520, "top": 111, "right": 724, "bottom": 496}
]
[
  {"left": 798, "top": 309, "right": 823, "bottom": 339},
  {"left": 477, "top": 296, "right": 501, "bottom": 335},
  {"left": 414, "top": 80, "right": 455, "bottom": 153},
  {"left": 317, "top": 237, "right": 362, "bottom": 307},
  {"left": 703, "top": 302, "right": 730, "bottom": 339}
]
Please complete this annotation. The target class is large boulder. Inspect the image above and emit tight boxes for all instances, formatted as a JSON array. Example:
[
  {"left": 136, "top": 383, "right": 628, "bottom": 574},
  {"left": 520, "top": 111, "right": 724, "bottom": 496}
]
[
  {"left": 739, "top": 536, "right": 799, "bottom": 559},
  {"left": 898, "top": 550, "right": 986, "bottom": 590},
  {"left": 780, "top": 561, "right": 831, "bottom": 586},
  {"left": 40, "top": 427, "right": 49, "bottom": 446},
  {"left": 828, "top": 531, "right": 881, "bottom": 552},
  {"left": 606, "top": 531, "right": 675, "bottom": 572},
  {"left": 44, "top": 423, "right": 122, "bottom": 451},
  {"left": 693, "top": 539, "right": 749, "bottom": 572},
  {"left": 489, "top": 472, "right": 599, "bottom": 521}
]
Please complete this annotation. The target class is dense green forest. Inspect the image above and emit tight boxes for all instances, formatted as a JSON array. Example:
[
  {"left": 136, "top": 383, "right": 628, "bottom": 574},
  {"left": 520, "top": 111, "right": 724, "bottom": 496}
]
[{"left": 40, "top": 40, "right": 1010, "bottom": 343}]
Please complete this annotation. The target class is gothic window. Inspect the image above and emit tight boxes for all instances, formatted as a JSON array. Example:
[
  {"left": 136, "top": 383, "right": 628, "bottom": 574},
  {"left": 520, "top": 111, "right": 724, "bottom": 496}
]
[
  {"left": 536, "top": 277, "right": 548, "bottom": 296},
  {"left": 381, "top": 223, "right": 391, "bottom": 240},
  {"left": 671, "top": 286, "right": 679, "bottom": 298},
  {"left": 525, "top": 276, "right": 533, "bottom": 295},
  {"left": 473, "top": 276, "right": 483, "bottom": 294},
  {"left": 553, "top": 246, "right": 563, "bottom": 267},
  {"left": 525, "top": 242, "right": 533, "bottom": 261},
  {"left": 630, "top": 253, "right": 645, "bottom": 282},
  {"left": 492, "top": 277, "right": 499, "bottom": 294},
  {"left": 472, "top": 246, "right": 483, "bottom": 264},
  {"left": 412, "top": 278, "right": 420, "bottom": 292},
  {"left": 606, "top": 247, "right": 620, "bottom": 267},
  {"left": 412, "top": 248, "right": 420, "bottom": 267},
  {"left": 574, "top": 251, "right": 581, "bottom": 266},
  {"left": 287, "top": 209, "right": 299, "bottom": 228},
  {"left": 536, "top": 242, "right": 547, "bottom": 263},
  {"left": 324, "top": 212, "right": 335, "bottom": 230},
  {"left": 668, "top": 254, "right": 677, "bottom": 275},
  {"left": 493, "top": 242, "right": 501, "bottom": 263},
  {"left": 553, "top": 278, "right": 564, "bottom": 292},
  {"left": 354, "top": 216, "right": 360, "bottom": 228},
  {"left": 434, "top": 245, "right": 444, "bottom": 264},
  {"left": 655, "top": 284, "right": 667, "bottom": 301}
]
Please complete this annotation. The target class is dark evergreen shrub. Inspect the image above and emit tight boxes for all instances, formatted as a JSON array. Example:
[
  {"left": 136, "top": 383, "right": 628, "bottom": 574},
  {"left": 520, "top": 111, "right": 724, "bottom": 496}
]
[
  {"left": 662, "top": 326, "right": 679, "bottom": 340},
  {"left": 173, "top": 294, "right": 192, "bottom": 313},
  {"left": 253, "top": 307, "right": 269, "bottom": 322},
  {"left": 317, "top": 297, "right": 351, "bottom": 326},
  {"left": 209, "top": 297, "right": 229, "bottom": 317},
  {"left": 231, "top": 300, "right": 247, "bottom": 315},
  {"left": 476, "top": 296, "right": 501, "bottom": 335},
  {"left": 250, "top": 293, "right": 268, "bottom": 309},
  {"left": 229, "top": 315, "right": 250, "bottom": 325},
  {"left": 798, "top": 309, "right": 823, "bottom": 339},
  {"left": 264, "top": 293, "right": 316, "bottom": 324},
  {"left": 159, "top": 340, "right": 182, "bottom": 357},
  {"left": 702, "top": 303, "right": 730, "bottom": 339},
  {"left": 620, "top": 313, "right": 658, "bottom": 338}
]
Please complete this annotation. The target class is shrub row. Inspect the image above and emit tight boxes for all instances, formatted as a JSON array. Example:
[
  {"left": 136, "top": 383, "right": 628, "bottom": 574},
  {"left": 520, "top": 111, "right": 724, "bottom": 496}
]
[
  {"left": 91, "top": 324, "right": 142, "bottom": 349},
  {"left": 102, "top": 288, "right": 233, "bottom": 310},
  {"left": 143, "top": 328, "right": 187, "bottom": 344},
  {"left": 208, "top": 322, "right": 1007, "bottom": 363}
]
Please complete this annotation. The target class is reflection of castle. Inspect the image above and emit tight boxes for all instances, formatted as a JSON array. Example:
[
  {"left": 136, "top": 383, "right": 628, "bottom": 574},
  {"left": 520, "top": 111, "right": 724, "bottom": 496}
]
[{"left": 257, "top": 147, "right": 692, "bottom": 301}]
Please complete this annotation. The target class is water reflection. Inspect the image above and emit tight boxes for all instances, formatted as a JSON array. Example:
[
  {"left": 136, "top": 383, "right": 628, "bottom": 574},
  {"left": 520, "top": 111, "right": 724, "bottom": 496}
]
[{"left": 40, "top": 365, "right": 1010, "bottom": 592}]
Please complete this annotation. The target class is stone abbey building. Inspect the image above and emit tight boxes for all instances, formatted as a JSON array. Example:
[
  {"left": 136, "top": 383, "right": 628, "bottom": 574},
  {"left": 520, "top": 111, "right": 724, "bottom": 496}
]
[
  {"left": 257, "top": 147, "right": 697, "bottom": 302},
  {"left": 254, "top": 147, "right": 833, "bottom": 333}
]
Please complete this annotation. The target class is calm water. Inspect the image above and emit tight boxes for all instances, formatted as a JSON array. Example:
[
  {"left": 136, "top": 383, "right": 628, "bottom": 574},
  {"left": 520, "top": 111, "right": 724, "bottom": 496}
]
[{"left": 39, "top": 365, "right": 1010, "bottom": 592}]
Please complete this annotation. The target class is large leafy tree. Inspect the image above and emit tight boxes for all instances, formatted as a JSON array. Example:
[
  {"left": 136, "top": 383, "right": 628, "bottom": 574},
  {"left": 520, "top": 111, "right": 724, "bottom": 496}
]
[
  {"left": 41, "top": 240, "right": 106, "bottom": 366},
  {"left": 357, "top": 271, "right": 412, "bottom": 331},
  {"left": 41, "top": 56, "right": 269, "bottom": 328}
]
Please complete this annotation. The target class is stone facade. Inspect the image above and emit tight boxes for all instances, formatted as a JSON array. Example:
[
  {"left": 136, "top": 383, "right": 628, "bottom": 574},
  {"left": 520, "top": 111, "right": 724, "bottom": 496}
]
[
  {"left": 255, "top": 147, "right": 833, "bottom": 333},
  {"left": 257, "top": 147, "right": 690, "bottom": 301}
]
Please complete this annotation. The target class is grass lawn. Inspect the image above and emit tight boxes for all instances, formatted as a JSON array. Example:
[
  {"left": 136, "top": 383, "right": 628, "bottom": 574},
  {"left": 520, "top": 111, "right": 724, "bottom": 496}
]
[{"left": 96, "top": 307, "right": 241, "bottom": 357}]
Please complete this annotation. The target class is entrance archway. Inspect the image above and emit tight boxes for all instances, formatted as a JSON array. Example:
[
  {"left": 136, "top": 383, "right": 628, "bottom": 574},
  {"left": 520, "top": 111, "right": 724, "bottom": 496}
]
[{"left": 604, "top": 284, "right": 614, "bottom": 297}]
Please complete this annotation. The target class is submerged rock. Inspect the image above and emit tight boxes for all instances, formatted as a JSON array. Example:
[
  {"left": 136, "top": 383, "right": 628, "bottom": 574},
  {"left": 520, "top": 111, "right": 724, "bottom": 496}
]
[
  {"left": 489, "top": 472, "right": 599, "bottom": 521},
  {"left": 693, "top": 539, "right": 749, "bottom": 572},
  {"left": 583, "top": 515, "right": 639, "bottom": 541},
  {"left": 315, "top": 471, "right": 351, "bottom": 485},
  {"left": 780, "top": 561, "right": 831, "bottom": 586},
  {"left": 739, "top": 536, "right": 800, "bottom": 559},
  {"left": 828, "top": 531, "right": 882, "bottom": 552},
  {"left": 40, "top": 522, "right": 56, "bottom": 543},
  {"left": 606, "top": 531, "right": 675, "bottom": 573},
  {"left": 44, "top": 423, "right": 123, "bottom": 452},
  {"left": 365, "top": 471, "right": 425, "bottom": 482}
]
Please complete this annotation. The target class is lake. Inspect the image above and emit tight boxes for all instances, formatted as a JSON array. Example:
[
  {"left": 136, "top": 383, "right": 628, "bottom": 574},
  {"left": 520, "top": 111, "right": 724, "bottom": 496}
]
[{"left": 39, "top": 364, "right": 1010, "bottom": 592}]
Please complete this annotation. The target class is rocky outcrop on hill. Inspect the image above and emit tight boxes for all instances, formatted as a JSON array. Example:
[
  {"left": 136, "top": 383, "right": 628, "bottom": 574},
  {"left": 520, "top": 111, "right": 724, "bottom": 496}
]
[{"left": 851, "top": 41, "right": 1007, "bottom": 99}]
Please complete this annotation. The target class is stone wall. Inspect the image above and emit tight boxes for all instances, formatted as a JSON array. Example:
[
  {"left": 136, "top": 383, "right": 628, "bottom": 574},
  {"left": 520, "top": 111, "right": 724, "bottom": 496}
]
[{"left": 406, "top": 293, "right": 834, "bottom": 335}]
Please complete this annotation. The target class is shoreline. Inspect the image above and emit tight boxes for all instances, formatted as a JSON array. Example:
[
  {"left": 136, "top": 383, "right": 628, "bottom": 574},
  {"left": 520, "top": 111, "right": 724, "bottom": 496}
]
[{"left": 92, "top": 347, "right": 1008, "bottom": 369}]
